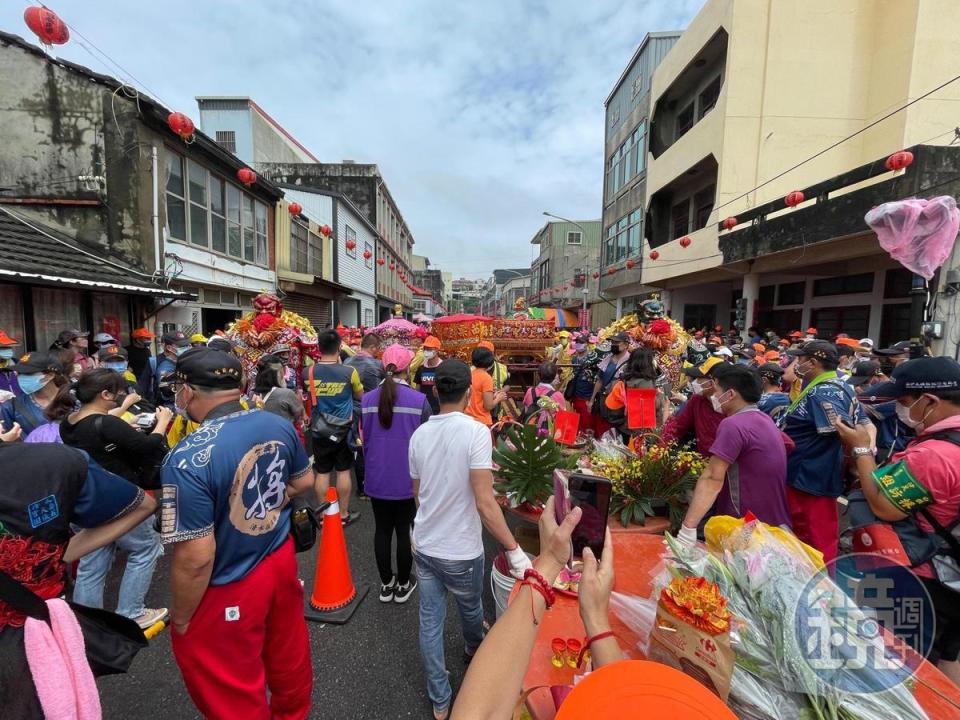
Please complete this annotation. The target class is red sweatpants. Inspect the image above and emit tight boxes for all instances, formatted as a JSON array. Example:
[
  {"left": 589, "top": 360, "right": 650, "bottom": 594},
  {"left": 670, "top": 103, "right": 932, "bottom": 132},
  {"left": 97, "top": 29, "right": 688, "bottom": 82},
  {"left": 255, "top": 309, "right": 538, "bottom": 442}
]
[
  {"left": 786, "top": 486, "right": 839, "bottom": 566},
  {"left": 571, "top": 397, "right": 595, "bottom": 436},
  {"left": 171, "top": 538, "right": 312, "bottom": 720}
]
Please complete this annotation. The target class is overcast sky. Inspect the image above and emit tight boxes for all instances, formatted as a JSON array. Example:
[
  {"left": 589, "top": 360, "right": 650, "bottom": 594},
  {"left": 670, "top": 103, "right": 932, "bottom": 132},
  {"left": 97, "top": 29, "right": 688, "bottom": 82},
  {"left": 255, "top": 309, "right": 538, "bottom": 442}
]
[{"left": 3, "top": 0, "right": 703, "bottom": 277}]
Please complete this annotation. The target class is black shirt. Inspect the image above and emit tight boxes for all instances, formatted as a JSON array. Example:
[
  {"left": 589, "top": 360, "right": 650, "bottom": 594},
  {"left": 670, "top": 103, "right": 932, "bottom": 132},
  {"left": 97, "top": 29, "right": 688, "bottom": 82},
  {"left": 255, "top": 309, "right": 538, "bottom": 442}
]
[
  {"left": 60, "top": 413, "right": 169, "bottom": 487},
  {"left": 414, "top": 364, "right": 441, "bottom": 414}
]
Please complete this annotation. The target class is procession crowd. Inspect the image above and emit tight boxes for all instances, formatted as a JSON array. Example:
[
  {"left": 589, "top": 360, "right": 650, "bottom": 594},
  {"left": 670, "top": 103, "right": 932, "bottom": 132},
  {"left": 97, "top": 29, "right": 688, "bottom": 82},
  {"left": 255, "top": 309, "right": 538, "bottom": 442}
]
[{"left": 0, "top": 318, "right": 959, "bottom": 719}]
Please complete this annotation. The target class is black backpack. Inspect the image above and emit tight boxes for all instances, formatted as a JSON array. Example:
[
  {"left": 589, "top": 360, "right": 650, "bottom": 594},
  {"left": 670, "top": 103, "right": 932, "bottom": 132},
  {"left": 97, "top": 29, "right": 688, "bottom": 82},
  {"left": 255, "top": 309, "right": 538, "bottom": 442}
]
[{"left": 521, "top": 386, "right": 549, "bottom": 425}]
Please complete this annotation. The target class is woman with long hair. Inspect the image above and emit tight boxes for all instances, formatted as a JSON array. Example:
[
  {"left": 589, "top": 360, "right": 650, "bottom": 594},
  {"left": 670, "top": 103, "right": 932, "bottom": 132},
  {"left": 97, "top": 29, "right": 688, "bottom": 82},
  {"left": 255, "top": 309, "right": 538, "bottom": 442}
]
[
  {"left": 360, "top": 344, "right": 432, "bottom": 604},
  {"left": 0, "top": 351, "right": 70, "bottom": 439},
  {"left": 603, "top": 347, "right": 670, "bottom": 436},
  {"left": 56, "top": 368, "right": 173, "bottom": 629}
]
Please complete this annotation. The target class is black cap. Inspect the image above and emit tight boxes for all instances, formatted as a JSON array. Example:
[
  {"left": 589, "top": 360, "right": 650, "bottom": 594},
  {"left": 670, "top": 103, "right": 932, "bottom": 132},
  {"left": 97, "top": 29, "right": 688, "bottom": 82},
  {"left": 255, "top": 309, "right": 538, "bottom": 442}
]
[
  {"left": 847, "top": 360, "right": 884, "bottom": 387},
  {"left": 609, "top": 332, "right": 629, "bottom": 344},
  {"left": 888, "top": 356, "right": 960, "bottom": 396},
  {"left": 787, "top": 340, "right": 838, "bottom": 363},
  {"left": 873, "top": 340, "right": 912, "bottom": 357},
  {"left": 161, "top": 331, "right": 190, "bottom": 348},
  {"left": 733, "top": 347, "right": 756, "bottom": 360},
  {"left": 52, "top": 329, "right": 88, "bottom": 347},
  {"left": 174, "top": 348, "right": 243, "bottom": 389},
  {"left": 434, "top": 358, "right": 472, "bottom": 394},
  {"left": 13, "top": 351, "right": 64, "bottom": 374},
  {"left": 97, "top": 345, "right": 128, "bottom": 362},
  {"left": 206, "top": 337, "right": 235, "bottom": 353},
  {"left": 757, "top": 362, "right": 785, "bottom": 381}
]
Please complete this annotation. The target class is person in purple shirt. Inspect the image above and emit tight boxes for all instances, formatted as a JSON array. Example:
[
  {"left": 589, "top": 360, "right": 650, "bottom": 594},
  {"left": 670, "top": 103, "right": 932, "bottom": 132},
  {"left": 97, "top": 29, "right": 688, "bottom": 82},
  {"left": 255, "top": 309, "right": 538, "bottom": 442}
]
[
  {"left": 360, "top": 344, "right": 432, "bottom": 604},
  {"left": 677, "top": 364, "right": 792, "bottom": 547}
]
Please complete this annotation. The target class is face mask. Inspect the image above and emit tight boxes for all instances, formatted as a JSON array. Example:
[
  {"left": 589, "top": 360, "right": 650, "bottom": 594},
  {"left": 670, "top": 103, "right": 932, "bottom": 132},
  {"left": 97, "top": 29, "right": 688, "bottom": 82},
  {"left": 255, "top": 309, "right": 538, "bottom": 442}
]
[
  {"left": 896, "top": 396, "right": 935, "bottom": 432},
  {"left": 423, "top": 350, "right": 436, "bottom": 360},
  {"left": 610, "top": 345, "right": 622, "bottom": 355},
  {"left": 17, "top": 374, "right": 49, "bottom": 395},
  {"left": 736, "top": 358, "right": 751, "bottom": 366},
  {"left": 795, "top": 360, "right": 813, "bottom": 378},
  {"left": 691, "top": 379, "right": 708, "bottom": 396},
  {"left": 105, "top": 362, "right": 128, "bottom": 373},
  {"left": 598, "top": 342, "right": 611, "bottom": 353},
  {"left": 0, "top": 349, "right": 14, "bottom": 360},
  {"left": 175, "top": 346, "right": 189, "bottom": 357},
  {"left": 710, "top": 391, "right": 732, "bottom": 414}
]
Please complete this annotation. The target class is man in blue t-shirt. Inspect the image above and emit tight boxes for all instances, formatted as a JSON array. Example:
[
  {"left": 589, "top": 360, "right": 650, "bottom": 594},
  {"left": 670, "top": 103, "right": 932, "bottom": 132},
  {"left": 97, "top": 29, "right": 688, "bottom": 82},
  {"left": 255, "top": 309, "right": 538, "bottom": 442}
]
[
  {"left": 160, "top": 348, "right": 314, "bottom": 719},
  {"left": 303, "top": 329, "right": 364, "bottom": 525},
  {"left": 756, "top": 362, "right": 790, "bottom": 421},
  {"left": 780, "top": 341, "right": 869, "bottom": 565}
]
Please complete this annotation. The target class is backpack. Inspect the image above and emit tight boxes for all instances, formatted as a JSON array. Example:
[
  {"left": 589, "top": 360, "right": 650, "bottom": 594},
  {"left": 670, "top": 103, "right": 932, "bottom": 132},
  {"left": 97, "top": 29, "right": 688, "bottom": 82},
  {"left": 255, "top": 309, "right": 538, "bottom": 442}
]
[
  {"left": 590, "top": 359, "right": 627, "bottom": 416},
  {"left": 521, "top": 386, "right": 550, "bottom": 426}
]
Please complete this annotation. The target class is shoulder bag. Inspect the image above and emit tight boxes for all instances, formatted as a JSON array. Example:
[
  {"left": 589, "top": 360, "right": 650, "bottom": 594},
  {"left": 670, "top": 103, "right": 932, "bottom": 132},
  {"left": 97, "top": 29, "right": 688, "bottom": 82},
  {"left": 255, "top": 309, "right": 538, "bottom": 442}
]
[{"left": 307, "top": 365, "right": 352, "bottom": 445}]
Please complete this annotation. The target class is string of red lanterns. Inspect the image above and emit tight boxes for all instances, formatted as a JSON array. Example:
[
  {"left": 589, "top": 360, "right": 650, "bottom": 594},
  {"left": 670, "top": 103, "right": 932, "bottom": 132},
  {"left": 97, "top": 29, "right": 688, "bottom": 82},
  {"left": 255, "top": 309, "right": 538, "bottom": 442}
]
[
  {"left": 287, "top": 202, "right": 302, "bottom": 216},
  {"left": 237, "top": 168, "right": 256, "bottom": 186}
]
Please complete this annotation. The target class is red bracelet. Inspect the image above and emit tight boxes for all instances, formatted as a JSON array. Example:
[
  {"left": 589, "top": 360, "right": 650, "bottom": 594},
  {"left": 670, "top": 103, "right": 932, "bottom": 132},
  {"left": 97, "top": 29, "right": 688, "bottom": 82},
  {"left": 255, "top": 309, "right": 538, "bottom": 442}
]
[
  {"left": 577, "top": 630, "right": 617, "bottom": 667},
  {"left": 522, "top": 568, "right": 557, "bottom": 607}
]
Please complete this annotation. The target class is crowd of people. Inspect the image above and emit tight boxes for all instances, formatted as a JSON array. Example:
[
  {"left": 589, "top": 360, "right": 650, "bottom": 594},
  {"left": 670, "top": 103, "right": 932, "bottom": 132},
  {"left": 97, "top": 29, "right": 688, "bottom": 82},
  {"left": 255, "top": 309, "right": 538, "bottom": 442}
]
[{"left": 0, "top": 317, "right": 959, "bottom": 718}]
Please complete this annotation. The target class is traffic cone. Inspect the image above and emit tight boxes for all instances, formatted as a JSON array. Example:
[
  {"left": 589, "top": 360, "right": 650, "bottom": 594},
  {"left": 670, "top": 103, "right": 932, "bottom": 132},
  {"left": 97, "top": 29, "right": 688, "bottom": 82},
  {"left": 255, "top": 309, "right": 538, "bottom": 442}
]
[{"left": 304, "top": 487, "right": 368, "bottom": 624}]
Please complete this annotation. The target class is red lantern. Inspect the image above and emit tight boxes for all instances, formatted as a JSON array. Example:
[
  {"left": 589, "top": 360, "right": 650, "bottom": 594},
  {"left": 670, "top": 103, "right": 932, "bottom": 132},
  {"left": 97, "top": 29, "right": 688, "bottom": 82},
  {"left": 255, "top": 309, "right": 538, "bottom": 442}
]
[
  {"left": 626, "top": 259, "right": 636, "bottom": 269},
  {"left": 592, "top": 271, "right": 600, "bottom": 279},
  {"left": 721, "top": 217, "right": 738, "bottom": 230},
  {"left": 363, "top": 250, "right": 372, "bottom": 260},
  {"left": 607, "top": 267, "right": 617, "bottom": 275},
  {"left": 377, "top": 258, "right": 385, "bottom": 266},
  {"left": 389, "top": 262, "right": 395, "bottom": 270},
  {"left": 649, "top": 250, "right": 660, "bottom": 260},
  {"left": 167, "top": 112, "right": 194, "bottom": 141},
  {"left": 288, "top": 202, "right": 302, "bottom": 216},
  {"left": 320, "top": 224, "right": 332, "bottom": 237},
  {"left": 784, "top": 191, "right": 804, "bottom": 207},
  {"left": 237, "top": 168, "right": 257, "bottom": 186},
  {"left": 345, "top": 239, "right": 357, "bottom": 251},
  {"left": 679, "top": 236, "right": 691, "bottom": 248},
  {"left": 24, "top": 7, "right": 70, "bottom": 46},
  {"left": 885, "top": 150, "right": 914, "bottom": 171}
]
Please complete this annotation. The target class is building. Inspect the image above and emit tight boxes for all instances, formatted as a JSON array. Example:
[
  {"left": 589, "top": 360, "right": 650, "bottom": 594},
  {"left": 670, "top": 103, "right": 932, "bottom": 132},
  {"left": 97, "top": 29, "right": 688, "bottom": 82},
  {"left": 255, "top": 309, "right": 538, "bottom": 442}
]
[
  {"left": 451, "top": 278, "right": 485, "bottom": 314},
  {"left": 258, "top": 163, "right": 416, "bottom": 321},
  {"left": 0, "top": 30, "right": 301, "bottom": 348},
  {"left": 412, "top": 286, "right": 445, "bottom": 320},
  {"left": 196, "top": 96, "right": 319, "bottom": 165},
  {"left": 411, "top": 254, "right": 447, "bottom": 312},
  {"left": 598, "top": 32, "right": 681, "bottom": 319},
  {"left": 529, "top": 221, "right": 601, "bottom": 321},
  {"left": 638, "top": 0, "right": 960, "bottom": 350},
  {"left": 478, "top": 269, "right": 531, "bottom": 317},
  {"left": 441, "top": 271, "right": 453, "bottom": 308},
  {"left": 498, "top": 273, "right": 532, "bottom": 317}
]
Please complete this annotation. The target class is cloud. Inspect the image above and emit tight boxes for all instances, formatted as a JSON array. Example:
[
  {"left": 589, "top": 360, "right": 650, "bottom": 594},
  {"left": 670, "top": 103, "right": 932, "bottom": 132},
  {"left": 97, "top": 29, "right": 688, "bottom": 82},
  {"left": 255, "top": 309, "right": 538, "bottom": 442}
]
[{"left": 3, "top": 0, "right": 703, "bottom": 276}]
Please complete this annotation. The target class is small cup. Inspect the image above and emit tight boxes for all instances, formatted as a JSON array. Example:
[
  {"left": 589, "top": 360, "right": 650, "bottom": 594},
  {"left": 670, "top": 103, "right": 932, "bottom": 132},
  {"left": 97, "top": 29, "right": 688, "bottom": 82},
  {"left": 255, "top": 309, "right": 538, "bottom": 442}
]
[
  {"left": 565, "top": 638, "right": 582, "bottom": 668},
  {"left": 551, "top": 638, "right": 566, "bottom": 668}
]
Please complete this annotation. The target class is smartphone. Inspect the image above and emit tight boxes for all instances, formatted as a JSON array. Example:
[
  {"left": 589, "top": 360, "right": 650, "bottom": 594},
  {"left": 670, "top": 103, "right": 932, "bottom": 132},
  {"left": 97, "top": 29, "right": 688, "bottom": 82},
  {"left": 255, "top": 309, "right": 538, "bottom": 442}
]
[{"left": 560, "top": 473, "right": 612, "bottom": 559}]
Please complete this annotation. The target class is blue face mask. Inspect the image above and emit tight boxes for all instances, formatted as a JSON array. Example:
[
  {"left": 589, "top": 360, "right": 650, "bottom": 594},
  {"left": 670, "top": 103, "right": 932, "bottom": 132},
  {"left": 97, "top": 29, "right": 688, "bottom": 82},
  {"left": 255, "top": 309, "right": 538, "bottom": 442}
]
[
  {"left": 0, "top": 349, "right": 14, "bottom": 360},
  {"left": 175, "top": 346, "right": 189, "bottom": 357},
  {"left": 105, "top": 362, "right": 128, "bottom": 373},
  {"left": 17, "top": 374, "right": 49, "bottom": 395}
]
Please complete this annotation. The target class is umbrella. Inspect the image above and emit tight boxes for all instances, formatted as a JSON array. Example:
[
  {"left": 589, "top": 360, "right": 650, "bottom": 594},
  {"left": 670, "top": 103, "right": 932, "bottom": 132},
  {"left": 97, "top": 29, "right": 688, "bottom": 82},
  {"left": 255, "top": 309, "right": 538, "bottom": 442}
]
[
  {"left": 432, "top": 314, "right": 494, "bottom": 324},
  {"left": 371, "top": 317, "right": 419, "bottom": 334}
]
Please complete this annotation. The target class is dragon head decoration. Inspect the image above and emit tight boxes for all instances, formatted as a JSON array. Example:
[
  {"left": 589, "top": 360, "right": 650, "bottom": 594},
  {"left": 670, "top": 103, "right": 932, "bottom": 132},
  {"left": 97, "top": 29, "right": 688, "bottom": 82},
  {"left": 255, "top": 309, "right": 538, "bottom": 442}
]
[{"left": 253, "top": 293, "right": 283, "bottom": 317}]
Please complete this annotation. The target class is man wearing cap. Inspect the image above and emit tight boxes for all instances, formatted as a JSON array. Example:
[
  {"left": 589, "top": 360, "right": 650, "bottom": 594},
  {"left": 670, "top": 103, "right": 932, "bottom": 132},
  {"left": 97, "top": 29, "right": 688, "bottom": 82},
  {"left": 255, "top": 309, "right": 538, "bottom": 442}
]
[
  {"left": 126, "top": 327, "right": 157, "bottom": 398},
  {"left": 834, "top": 356, "right": 960, "bottom": 685},
  {"left": 780, "top": 340, "right": 869, "bottom": 564},
  {"left": 568, "top": 335, "right": 600, "bottom": 435},
  {"left": 414, "top": 335, "right": 444, "bottom": 414},
  {"left": 160, "top": 348, "right": 314, "bottom": 718},
  {"left": 91, "top": 331, "right": 117, "bottom": 358},
  {"left": 345, "top": 333, "right": 384, "bottom": 499},
  {"left": 52, "top": 329, "right": 95, "bottom": 371},
  {"left": 662, "top": 357, "right": 725, "bottom": 456},
  {"left": 757, "top": 362, "right": 790, "bottom": 420},
  {"left": 155, "top": 332, "right": 191, "bottom": 407},
  {"left": 591, "top": 333, "right": 630, "bottom": 436},
  {"left": 408, "top": 359, "right": 533, "bottom": 720},
  {"left": 849, "top": 361, "right": 912, "bottom": 464},
  {"left": 873, "top": 340, "right": 913, "bottom": 374},
  {"left": 0, "top": 352, "right": 68, "bottom": 439},
  {"left": 190, "top": 333, "right": 209, "bottom": 348},
  {"left": 0, "top": 329, "right": 22, "bottom": 398}
]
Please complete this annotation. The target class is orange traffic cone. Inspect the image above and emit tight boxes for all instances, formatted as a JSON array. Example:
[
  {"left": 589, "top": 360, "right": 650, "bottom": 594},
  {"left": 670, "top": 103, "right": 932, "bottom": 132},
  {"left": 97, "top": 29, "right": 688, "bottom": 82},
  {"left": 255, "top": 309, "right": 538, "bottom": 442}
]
[{"left": 304, "top": 487, "right": 368, "bottom": 624}]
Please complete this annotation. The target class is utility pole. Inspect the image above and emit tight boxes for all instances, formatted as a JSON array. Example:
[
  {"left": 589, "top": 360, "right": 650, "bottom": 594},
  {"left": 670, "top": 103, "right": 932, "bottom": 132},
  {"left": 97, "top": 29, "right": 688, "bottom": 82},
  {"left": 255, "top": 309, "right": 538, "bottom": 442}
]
[{"left": 909, "top": 273, "right": 927, "bottom": 358}]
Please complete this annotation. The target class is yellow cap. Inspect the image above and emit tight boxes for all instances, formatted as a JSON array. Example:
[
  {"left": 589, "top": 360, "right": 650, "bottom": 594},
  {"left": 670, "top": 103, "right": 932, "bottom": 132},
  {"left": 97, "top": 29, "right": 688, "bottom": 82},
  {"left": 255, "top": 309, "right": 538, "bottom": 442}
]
[{"left": 190, "top": 333, "right": 209, "bottom": 344}]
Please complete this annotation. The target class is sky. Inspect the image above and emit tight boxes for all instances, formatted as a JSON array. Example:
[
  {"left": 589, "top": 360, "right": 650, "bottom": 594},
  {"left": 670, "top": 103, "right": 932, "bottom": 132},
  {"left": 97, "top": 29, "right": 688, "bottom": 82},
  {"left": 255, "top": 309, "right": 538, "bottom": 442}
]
[{"left": 3, "top": 0, "right": 703, "bottom": 278}]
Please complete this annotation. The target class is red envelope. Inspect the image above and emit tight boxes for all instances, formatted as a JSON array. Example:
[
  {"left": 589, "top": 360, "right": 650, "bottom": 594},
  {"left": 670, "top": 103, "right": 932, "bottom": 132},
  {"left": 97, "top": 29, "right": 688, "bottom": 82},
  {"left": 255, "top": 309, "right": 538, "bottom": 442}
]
[
  {"left": 625, "top": 387, "right": 657, "bottom": 430},
  {"left": 553, "top": 409, "right": 580, "bottom": 445}
]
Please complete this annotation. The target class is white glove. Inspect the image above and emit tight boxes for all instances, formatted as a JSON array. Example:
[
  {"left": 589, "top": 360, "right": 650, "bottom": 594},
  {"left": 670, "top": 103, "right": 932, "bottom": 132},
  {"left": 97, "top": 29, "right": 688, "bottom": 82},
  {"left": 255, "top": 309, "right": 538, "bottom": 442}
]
[
  {"left": 505, "top": 546, "right": 533, "bottom": 579},
  {"left": 676, "top": 525, "right": 698, "bottom": 548}
]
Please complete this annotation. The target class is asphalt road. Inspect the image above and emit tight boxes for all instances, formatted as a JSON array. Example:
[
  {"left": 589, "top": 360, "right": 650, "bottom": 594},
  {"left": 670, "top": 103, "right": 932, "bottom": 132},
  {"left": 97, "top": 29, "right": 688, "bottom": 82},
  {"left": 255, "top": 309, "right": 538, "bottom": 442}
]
[{"left": 96, "top": 497, "right": 509, "bottom": 720}]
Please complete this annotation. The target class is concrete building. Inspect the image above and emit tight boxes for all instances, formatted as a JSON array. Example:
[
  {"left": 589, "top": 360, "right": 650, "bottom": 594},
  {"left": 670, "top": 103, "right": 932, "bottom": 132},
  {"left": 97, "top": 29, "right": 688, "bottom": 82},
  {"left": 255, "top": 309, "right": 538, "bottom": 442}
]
[
  {"left": 196, "top": 97, "right": 319, "bottom": 165},
  {"left": 529, "top": 220, "right": 601, "bottom": 322},
  {"left": 411, "top": 254, "right": 447, "bottom": 312},
  {"left": 498, "top": 273, "right": 532, "bottom": 317},
  {"left": 451, "top": 278, "right": 485, "bottom": 314},
  {"left": 478, "top": 269, "right": 531, "bottom": 317},
  {"left": 258, "top": 163, "right": 415, "bottom": 320},
  {"left": 637, "top": 0, "right": 960, "bottom": 352},
  {"left": 599, "top": 32, "right": 681, "bottom": 318}
]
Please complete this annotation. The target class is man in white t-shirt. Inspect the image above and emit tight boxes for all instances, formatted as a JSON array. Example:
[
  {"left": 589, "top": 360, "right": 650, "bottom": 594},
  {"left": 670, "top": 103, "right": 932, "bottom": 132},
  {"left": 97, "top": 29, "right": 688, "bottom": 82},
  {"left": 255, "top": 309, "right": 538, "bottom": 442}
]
[{"left": 408, "top": 359, "right": 532, "bottom": 720}]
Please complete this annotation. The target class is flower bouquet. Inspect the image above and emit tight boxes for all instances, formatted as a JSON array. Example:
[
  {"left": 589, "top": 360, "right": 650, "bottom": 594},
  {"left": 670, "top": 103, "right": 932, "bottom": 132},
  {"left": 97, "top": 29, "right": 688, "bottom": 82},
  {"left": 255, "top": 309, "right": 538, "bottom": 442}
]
[{"left": 589, "top": 442, "right": 705, "bottom": 529}]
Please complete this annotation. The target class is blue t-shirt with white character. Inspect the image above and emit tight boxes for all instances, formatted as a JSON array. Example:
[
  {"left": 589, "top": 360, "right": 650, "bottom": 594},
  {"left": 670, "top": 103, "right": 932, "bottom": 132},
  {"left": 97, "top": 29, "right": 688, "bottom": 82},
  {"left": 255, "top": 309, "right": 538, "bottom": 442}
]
[
  {"left": 159, "top": 404, "right": 311, "bottom": 585},
  {"left": 781, "top": 376, "right": 867, "bottom": 497}
]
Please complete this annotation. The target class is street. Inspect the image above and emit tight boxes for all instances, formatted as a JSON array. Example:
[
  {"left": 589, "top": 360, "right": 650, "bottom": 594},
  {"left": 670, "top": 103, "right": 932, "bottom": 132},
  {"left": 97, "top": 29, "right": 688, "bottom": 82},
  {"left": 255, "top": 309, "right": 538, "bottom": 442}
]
[{"left": 96, "top": 503, "right": 506, "bottom": 720}]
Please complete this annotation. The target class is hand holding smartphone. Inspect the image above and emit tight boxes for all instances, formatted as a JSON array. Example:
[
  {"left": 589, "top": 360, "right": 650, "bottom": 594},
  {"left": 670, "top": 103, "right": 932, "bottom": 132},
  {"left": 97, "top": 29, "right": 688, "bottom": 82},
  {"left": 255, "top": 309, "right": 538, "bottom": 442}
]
[{"left": 554, "top": 471, "right": 612, "bottom": 559}]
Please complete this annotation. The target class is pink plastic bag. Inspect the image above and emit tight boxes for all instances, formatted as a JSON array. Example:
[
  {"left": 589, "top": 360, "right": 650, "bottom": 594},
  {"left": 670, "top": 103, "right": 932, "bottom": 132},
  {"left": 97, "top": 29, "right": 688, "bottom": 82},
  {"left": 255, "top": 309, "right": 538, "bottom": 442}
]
[{"left": 865, "top": 196, "right": 960, "bottom": 280}]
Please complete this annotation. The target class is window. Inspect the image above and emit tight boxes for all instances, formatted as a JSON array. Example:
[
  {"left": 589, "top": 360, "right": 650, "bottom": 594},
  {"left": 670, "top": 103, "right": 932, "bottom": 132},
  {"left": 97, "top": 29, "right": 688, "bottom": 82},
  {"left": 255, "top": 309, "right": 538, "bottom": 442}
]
[
  {"left": 880, "top": 303, "right": 912, "bottom": 347},
  {"left": 606, "top": 120, "right": 647, "bottom": 201},
  {"left": 345, "top": 226, "right": 357, "bottom": 258},
  {"left": 635, "top": 120, "right": 647, "bottom": 175},
  {"left": 813, "top": 272, "right": 874, "bottom": 297},
  {"left": 682, "top": 304, "right": 717, "bottom": 331},
  {"left": 226, "top": 184, "right": 242, "bottom": 257},
  {"left": 694, "top": 185, "right": 715, "bottom": 230},
  {"left": 777, "top": 281, "right": 806, "bottom": 305},
  {"left": 628, "top": 209, "right": 642, "bottom": 256},
  {"left": 164, "top": 153, "right": 186, "bottom": 241},
  {"left": 242, "top": 195, "right": 255, "bottom": 262},
  {"left": 810, "top": 305, "right": 871, "bottom": 340},
  {"left": 188, "top": 161, "right": 208, "bottom": 247},
  {"left": 632, "top": 74, "right": 643, "bottom": 97},
  {"left": 604, "top": 211, "right": 643, "bottom": 266},
  {"left": 364, "top": 241, "right": 373, "bottom": 269},
  {"left": 32, "top": 287, "right": 82, "bottom": 352},
  {"left": 214, "top": 130, "right": 236, "bottom": 153},
  {"left": 698, "top": 76, "right": 721, "bottom": 120},
  {"left": 291, "top": 220, "right": 309, "bottom": 274},
  {"left": 308, "top": 228, "right": 323, "bottom": 276},
  {"left": 567, "top": 231, "right": 582, "bottom": 245},
  {"left": 255, "top": 203, "right": 268, "bottom": 265},
  {"left": 604, "top": 225, "right": 616, "bottom": 267},
  {"left": 210, "top": 175, "right": 226, "bottom": 253},
  {"left": 884, "top": 268, "right": 913, "bottom": 299},
  {"left": 676, "top": 102, "right": 695, "bottom": 139},
  {"left": 671, "top": 198, "right": 690, "bottom": 239},
  {"left": 364, "top": 309, "right": 374, "bottom": 326}
]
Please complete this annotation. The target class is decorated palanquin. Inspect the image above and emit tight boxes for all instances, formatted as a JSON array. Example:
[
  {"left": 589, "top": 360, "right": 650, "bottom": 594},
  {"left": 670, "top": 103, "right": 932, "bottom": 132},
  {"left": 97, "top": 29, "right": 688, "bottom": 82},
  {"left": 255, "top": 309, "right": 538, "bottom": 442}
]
[
  {"left": 368, "top": 318, "right": 427, "bottom": 349},
  {"left": 225, "top": 293, "right": 319, "bottom": 389},
  {"left": 489, "top": 319, "right": 555, "bottom": 360},
  {"left": 430, "top": 315, "right": 494, "bottom": 361}
]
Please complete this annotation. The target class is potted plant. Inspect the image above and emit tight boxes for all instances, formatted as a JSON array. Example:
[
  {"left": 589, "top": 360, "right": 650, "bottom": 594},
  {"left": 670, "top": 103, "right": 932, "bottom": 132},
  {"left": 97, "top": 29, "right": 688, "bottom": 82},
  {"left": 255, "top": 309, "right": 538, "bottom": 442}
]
[{"left": 493, "top": 424, "right": 578, "bottom": 512}]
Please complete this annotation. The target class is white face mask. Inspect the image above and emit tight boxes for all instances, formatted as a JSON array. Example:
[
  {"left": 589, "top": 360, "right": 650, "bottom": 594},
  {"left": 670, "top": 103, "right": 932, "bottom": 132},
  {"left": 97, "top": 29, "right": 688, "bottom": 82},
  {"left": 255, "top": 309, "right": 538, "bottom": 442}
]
[
  {"left": 691, "top": 379, "right": 711, "bottom": 396},
  {"left": 423, "top": 350, "right": 436, "bottom": 360},
  {"left": 710, "top": 390, "right": 734, "bottom": 414},
  {"left": 896, "top": 396, "right": 935, "bottom": 432}
]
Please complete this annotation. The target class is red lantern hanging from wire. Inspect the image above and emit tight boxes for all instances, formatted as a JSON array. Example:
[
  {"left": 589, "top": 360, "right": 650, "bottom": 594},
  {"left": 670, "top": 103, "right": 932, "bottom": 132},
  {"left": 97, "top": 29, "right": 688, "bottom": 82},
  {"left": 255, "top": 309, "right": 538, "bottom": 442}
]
[
  {"left": 607, "top": 267, "right": 617, "bottom": 275},
  {"left": 24, "top": 7, "right": 70, "bottom": 46},
  {"left": 721, "top": 217, "right": 738, "bottom": 230},
  {"left": 885, "top": 150, "right": 914, "bottom": 172},
  {"left": 237, "top": 168, "right": 257, "bottom": 186},
  {"left": 626, "top": 259, "right": 636, "bottom": 269},
  {"left": 649, "top": 250, "right": 660, "bottom": 260},
  {"left": 389, "top": 262, "right": 395, "bottom": 270},
  {"left": 784, "top": 191, "right": 804, "bottom": 207},
  {"left": 167, "top": 112, "right": 195, "bottom": 142},
  {"left": 592, "top": 271, "right": 600, "bottom": 279},
  {"left": 320, "top": 224, "right": 332, "bottom": 237},
  {"left": 377, "top": 258, "right": 385, "bottom": 266},
  {"left": 287, "top": 202, "right": 302, "bottom": 216},
  {"left": 679, "top": 236, "right": 692, "bottom": 248},
  {"left": 345, "top": 239, "right": 357, "bottom": 251},
  {"left": 363, "top": 249, "right": 372, "bottom": 260}
]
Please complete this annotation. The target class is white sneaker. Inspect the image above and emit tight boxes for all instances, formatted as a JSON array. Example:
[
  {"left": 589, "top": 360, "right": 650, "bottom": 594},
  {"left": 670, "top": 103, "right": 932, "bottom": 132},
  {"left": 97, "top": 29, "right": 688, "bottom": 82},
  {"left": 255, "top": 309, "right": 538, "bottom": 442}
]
[
  {"left": 379, "top": 577, "right": 397, "bottom": 603},
  {"left": 134, "top": 607, "right": 168, "bottom": 630}
]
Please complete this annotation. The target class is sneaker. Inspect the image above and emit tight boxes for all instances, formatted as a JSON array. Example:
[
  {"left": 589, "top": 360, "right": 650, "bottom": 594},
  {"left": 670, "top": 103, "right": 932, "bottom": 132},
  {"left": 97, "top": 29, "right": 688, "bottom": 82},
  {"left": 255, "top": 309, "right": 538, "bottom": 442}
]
[
  {"left": 134, "top": 607, "right": 168, "bottom": 630},
  {"left": 432, "top": 706, "right": 449, "bottom": 720},
  {"left": 379, "top": 577, "right": 397, "bottom": 603},
  {"left": 393, "top": 578, "right": 417, "bottom": 604},
  {"left": 341, "top": 510, "right": 360, "bottom": 526}
]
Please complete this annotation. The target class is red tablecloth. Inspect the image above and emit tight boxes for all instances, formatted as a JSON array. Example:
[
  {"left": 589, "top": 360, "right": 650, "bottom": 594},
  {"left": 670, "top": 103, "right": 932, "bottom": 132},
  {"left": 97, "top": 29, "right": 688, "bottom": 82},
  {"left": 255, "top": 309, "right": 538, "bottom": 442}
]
[
  {"left": 515, "top": 534, "right": 960, "bottom": 720},
  {"left": 503, "top": 502, "right": 671, "bottom": 535}
]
